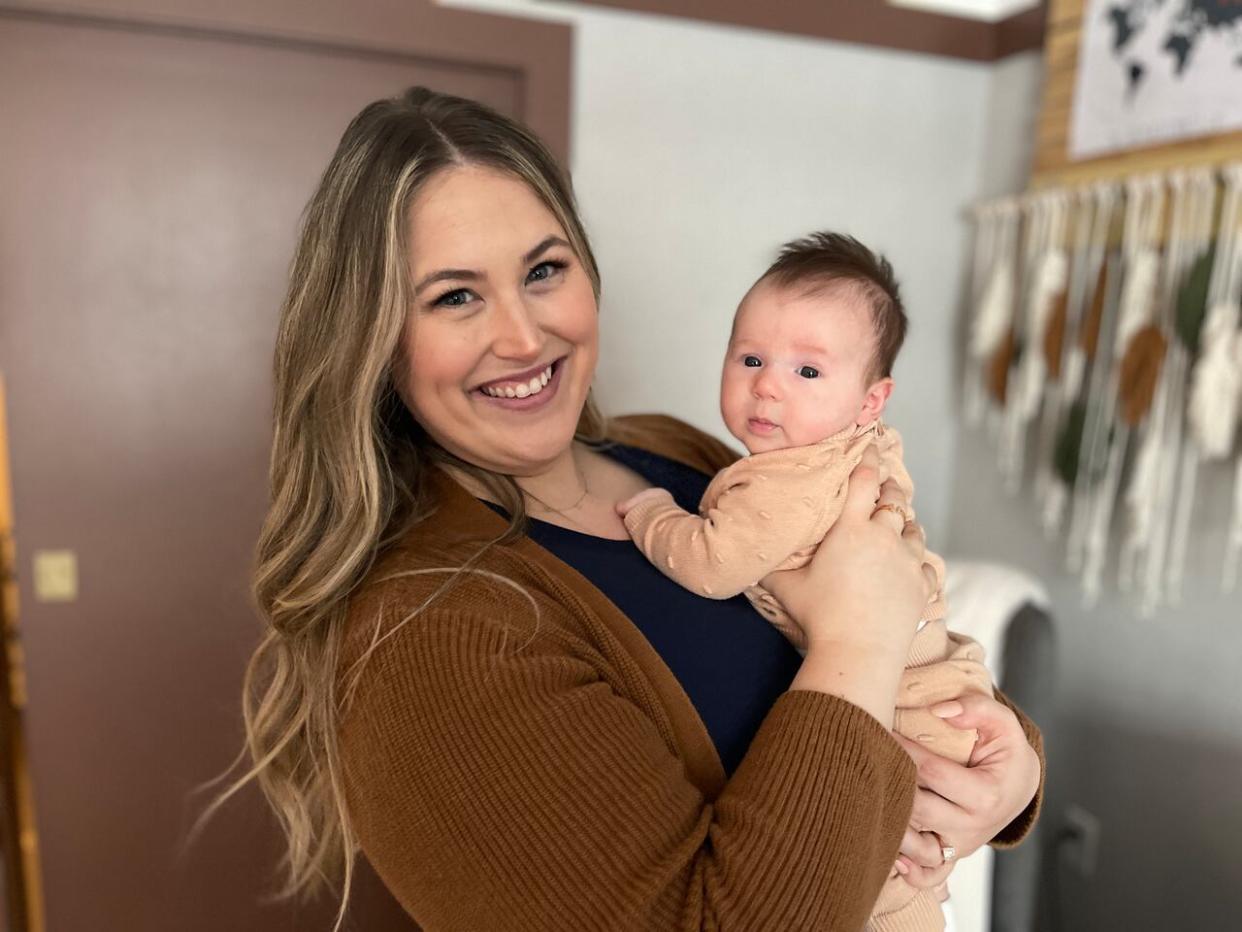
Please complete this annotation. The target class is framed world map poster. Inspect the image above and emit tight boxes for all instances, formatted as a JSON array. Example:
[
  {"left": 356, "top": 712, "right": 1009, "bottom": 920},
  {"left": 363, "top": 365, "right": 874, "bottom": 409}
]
[
  {"left": 1033, "top": 0, "right": 1242, "bottom": 186},
  {"left": 1071, "top": 0, "right": 1242, "bottom": 157}
]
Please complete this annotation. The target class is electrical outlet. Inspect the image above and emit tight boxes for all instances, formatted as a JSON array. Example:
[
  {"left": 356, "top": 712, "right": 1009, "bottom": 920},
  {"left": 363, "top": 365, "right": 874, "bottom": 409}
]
[{"left": 1062, "top": 804, "right": 1101, "bottom": 877}]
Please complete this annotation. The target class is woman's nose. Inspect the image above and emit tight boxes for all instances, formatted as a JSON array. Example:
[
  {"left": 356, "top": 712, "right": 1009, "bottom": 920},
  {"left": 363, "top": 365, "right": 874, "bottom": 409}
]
[{"left": 489, "top": 293, "right": 543, "bottom": 360}]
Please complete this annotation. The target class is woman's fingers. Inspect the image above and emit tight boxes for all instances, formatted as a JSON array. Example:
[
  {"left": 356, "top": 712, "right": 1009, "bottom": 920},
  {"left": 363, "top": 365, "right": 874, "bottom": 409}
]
[
  {"left": 840, "top": 446, "right": 883, "bottom": 522},
  {"left": 893, "top": 692, "right": 1042, "bottom": 858},
  {"left": 906, "top": 787, "right": 972, "bottom": 852},
  {"left": 894, "top": 852, "right": 956, "bottom": 890},
  {"left": 871, "top": 478, "right": 909, "bottom": 533},
  {"left": 929, "top": 693, "right": 1025, "bottom": 765},
  {"left": 897, "top": 826, "right": 945, "bottom": 869}
]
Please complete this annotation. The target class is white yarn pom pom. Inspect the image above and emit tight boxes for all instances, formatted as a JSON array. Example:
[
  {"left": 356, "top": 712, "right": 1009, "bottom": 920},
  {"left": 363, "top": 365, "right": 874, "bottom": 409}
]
[
  {"left": 1113, "top": 249, "right": 1160, "bottom": 357},
  {"left": 1188, "top": 301, "right": 1242, "bottom": 459},
  {"left": 970, "top": 263, "right": 1013, "bottom": 360}
]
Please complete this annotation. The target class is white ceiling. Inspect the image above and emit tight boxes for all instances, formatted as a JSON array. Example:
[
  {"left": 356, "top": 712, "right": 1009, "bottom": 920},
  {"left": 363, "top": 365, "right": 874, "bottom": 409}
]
[{"left": 887, "top": 0, "right": 1040, "bottom": 21}]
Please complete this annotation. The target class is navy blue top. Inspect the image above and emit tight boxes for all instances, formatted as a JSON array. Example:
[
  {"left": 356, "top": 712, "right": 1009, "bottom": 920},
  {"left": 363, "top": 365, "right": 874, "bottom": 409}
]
[{"left": 486, "top": 443, "right": 802, "bottom": 776}]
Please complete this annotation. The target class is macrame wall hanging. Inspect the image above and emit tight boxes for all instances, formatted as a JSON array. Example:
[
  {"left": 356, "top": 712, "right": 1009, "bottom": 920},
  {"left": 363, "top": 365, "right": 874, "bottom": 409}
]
[{"left": 965, "top": 164, "right": 1242, "bottom": 613}]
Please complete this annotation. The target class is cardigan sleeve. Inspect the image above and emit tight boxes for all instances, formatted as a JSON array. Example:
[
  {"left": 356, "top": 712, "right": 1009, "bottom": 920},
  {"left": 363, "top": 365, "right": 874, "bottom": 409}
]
[
  {"left": 338, "top": 606, "right": 918, "bottom": 932},
  {"left": 990, "top": 690, "right": 1046, "bottom": 848}
]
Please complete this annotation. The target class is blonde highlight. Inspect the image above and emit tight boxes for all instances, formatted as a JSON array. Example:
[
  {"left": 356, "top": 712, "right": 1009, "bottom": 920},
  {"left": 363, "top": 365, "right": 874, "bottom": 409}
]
[{"left": 191, "top": 87, "right": 607, "bottom": 930}]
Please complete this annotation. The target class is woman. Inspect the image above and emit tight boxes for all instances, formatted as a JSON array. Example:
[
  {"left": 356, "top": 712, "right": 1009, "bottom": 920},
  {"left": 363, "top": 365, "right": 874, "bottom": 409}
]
[{"left": 225, "top": 87, "right": 1043, "bottom": 930}]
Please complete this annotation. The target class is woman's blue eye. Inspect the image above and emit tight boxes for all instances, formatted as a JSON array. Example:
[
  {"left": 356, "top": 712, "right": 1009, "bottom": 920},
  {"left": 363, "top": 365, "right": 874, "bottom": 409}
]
[
  {"left": 434, "top": 289, "right": 472, "bottom": 308},
  {"left": 798, "top": 366, "right": 820, "bottom": 379},
  {"left": 743, "top": 355, "right": 762, "bottom": 367},
  {"left": 527, "top": 260, "right": 566, "bottom": 283}
]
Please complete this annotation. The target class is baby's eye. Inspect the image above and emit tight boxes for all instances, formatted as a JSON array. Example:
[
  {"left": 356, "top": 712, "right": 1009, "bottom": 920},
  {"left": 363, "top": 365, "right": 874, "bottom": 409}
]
[
  {"left": 434, "top": 288, "right": 474, "bottom": 309},
  {"left": 797, "top": 366, "right": 820, "bottom": 379},
  {"left": 742, "top": 355, "right": 762, "bottom": 368},
  {"left": 526, "top": 259, "right": 566, "bottom": 284}
]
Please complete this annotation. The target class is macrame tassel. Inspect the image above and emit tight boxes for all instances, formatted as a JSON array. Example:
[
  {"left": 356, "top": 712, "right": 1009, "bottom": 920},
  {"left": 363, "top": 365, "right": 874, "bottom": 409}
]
[
  {"left": 1139, "top": 173, "right": 1217, "bottom": 614},
  {"left": 987, "top": 326, "right": 1017, "bottom": 405},
  {"left": 1166, "top": 442, "right": 1201, "bottom": 603},
  {"left": 1168, "top": 167, "right": 1242, "bottom": 600},
  {"left": 1187, "top": 301, "right": 1242, "bottom": 458},
  {"left": 1012, "top": 250, "right": 1069, "bottom": 422},
  {"left": 971, "top": 264, "right": 1015, "bottom": 361},
  {"left": 1113, "top": 249, "right": 1160, "bottom": 357},
  {"left": 1078, "top": 260, "right": 1107, "bottom": 367},
  {"left": 1082, "top": 175, "right": 1166, "bottom": 604},
  {"left": 1120, "top": 422, "right": 1162, "bottom": 591},
  {"left": 1117, "top": 325, "right": 1168, "bottom": 427},
  {"left": 1044, "top": 289, "right": 1069, "bottom": 381},
  {"left": 1044, "top": 190, "right": 1115, "bottom": 538}
]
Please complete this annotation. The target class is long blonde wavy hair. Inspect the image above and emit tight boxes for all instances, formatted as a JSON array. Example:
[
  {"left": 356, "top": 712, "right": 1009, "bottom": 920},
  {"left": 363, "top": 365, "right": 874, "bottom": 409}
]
[{"left": 194, "top": 86, "right": 607, "bottom": 929}]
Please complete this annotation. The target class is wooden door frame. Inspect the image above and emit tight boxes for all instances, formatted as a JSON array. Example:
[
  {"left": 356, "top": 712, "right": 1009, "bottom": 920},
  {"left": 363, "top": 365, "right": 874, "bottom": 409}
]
[{"left": 1, "top": 372, "right": 42, "bottom": 932}]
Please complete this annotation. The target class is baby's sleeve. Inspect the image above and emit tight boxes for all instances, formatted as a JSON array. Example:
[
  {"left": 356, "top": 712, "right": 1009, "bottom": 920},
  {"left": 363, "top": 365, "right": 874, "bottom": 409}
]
[{"left": 622, "top": 480, "right": 819, "bottom": 599}]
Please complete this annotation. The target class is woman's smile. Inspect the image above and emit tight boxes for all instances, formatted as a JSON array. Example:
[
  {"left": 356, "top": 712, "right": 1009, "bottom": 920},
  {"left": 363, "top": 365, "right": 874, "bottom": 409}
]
[{"left": 475, "top": 356, "right": 567, "bottom": 409}]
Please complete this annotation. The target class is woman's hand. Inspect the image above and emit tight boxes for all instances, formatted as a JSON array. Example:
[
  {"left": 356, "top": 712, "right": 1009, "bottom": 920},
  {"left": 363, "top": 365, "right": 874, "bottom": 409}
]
[
  {"left": 765, "top": 446, "right": 933, "bottom": 652},
  {"left": 895, "top": 693, "right": 1042, "bottom": 862},
  {"left": 766, "top": 446, "right": 937, "bottom": 722},
  {"left": 892, "top": 826, "right": 958, "bottom": 890}
]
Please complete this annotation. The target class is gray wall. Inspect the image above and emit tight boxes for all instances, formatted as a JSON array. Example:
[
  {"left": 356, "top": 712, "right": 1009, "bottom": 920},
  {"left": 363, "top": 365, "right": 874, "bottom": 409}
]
[
  {"left": 945, "top": 426, "right": 1242, "bottom": 931},
  {"left": 954, "top": 48, "right": 1242, "bottom": 932}
]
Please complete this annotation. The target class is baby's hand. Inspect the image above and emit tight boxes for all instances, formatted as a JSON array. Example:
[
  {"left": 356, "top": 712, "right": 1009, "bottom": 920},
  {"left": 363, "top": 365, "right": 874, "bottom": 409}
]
[{"left": 616, "top": 487, "right": 672, "bottom": 518}]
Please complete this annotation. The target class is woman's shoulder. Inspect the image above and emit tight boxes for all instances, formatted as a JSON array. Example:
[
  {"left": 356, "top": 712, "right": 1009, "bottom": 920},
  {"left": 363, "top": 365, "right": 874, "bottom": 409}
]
[{"left": 606, "top": 413, "right": 742, "bottom": 476}]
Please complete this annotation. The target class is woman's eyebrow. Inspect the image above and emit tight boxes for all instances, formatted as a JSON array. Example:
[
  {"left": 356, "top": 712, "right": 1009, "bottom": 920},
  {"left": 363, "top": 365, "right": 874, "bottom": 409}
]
[
  {"left": 414, "top": 235, "right": 570, "bottom": 296},
  {"left": 524, "top": 235, "right": 571, "bottom": 264},
  {"left": 414, "top": 267, "right": 480, "bottom": 295}
]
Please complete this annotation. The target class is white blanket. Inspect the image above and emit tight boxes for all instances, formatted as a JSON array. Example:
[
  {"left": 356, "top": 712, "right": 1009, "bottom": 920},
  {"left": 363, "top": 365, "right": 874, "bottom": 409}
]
[{"left": 939, "top": 560, "right": 1049, "bottom": 932}]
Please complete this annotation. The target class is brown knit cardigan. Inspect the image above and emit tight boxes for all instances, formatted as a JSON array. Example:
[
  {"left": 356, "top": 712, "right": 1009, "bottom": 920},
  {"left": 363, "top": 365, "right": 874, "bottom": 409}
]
[{"left": 337, "top": 414, "right": 1044, "bottom": 931}]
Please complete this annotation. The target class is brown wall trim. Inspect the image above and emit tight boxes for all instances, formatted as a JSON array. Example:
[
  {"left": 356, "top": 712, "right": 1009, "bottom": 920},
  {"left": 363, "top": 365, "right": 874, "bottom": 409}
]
[
  {"left": 547, "top": 0, "right": 1045, "bottom": 62},
  {"left": 995, "top": 3, "right": 1047, "bottom": 60}
]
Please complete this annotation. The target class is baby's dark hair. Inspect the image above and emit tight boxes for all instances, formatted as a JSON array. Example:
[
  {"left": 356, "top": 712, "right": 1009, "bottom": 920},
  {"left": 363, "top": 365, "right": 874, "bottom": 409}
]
[{"left": 759, "top": 231, "right": 907, "bottom": 381}]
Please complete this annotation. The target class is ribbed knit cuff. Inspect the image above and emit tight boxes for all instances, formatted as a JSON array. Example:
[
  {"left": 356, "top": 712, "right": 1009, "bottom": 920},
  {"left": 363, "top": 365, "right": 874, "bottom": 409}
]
[
  {"left": 990, "top": 692, "right": 1046, "bottom": 848},
  {"left": 868, "top": 889, "right": 946, "bottom": 932},
  {"left": 621, "top": 488, "right": 678, "bottom": 535},
  {"left": 738, "top": 689, "right": 917, "bottom": 806}
]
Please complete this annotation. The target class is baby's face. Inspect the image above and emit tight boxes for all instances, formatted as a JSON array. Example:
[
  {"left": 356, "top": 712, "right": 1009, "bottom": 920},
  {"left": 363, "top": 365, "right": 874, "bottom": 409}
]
[{"left": 721, "top": 279, "right": 884, "bottom": 454}]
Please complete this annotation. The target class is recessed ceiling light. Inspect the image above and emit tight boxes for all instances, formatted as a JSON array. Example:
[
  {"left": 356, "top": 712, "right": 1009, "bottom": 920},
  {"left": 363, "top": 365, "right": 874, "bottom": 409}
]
[{"left": 888, "top": 0, "right": 1039, "bottom": 21}]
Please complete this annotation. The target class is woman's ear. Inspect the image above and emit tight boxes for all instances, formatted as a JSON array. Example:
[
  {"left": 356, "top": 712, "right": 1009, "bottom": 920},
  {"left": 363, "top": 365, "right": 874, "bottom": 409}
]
[{"left": 855, "top": 377, "right": 894, "bottom": 427}]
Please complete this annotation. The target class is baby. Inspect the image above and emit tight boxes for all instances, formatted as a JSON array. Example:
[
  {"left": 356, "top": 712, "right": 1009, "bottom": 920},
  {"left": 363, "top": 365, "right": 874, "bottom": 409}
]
[{"left": 618, "top": 232, "right": 992, "bottom": 932}]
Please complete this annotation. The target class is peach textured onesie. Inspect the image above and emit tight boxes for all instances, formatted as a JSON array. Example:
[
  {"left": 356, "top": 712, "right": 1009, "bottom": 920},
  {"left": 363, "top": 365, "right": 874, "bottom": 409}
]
[{"left": 622, "top": 421, "right": 994, "bottom": 932}]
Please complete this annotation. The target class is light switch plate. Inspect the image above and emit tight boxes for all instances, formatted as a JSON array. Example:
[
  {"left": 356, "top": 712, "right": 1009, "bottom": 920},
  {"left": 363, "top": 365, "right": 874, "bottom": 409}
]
[{"left": 33, "top": 550, "right": 78, "bottom": 602}]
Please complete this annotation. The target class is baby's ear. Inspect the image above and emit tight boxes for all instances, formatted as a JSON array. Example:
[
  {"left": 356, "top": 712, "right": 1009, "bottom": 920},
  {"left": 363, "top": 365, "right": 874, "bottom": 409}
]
[{"left": 855, "top": 377, "right": 894, "bottom": 427}]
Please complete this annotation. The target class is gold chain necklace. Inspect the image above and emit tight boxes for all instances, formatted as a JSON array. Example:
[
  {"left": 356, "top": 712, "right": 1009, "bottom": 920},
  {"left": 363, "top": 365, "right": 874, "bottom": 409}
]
[{"left": 522, "top": 455, "right": 590, "bottom": 520}]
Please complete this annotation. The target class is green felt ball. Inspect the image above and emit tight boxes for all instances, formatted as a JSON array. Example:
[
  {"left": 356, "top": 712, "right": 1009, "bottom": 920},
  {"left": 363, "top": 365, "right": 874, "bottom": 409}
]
[
  {"left": 1054, "top": 400, "right": 1087, "bottom": 486},
  {"left": 1175, "top": 245, "right": 1215, "bottom": 354}
]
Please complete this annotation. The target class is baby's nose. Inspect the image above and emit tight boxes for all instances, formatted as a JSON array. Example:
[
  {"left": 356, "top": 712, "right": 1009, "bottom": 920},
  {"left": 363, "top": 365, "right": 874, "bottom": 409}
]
[{"left": 752, "top": 370, "right": 780, "bottom": 399}]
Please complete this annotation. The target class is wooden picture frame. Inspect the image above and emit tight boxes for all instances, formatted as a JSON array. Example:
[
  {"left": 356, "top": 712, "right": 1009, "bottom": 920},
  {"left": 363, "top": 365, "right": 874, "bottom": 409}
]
[{"left": 1033, "top": 0, "right": 1242, "bottom": 188}]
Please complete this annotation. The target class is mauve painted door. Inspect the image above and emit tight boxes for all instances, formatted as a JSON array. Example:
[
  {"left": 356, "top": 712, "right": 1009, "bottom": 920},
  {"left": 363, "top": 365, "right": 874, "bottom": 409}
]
[{"left": 0, "top": 5, "right": 568, "bottom": 930}]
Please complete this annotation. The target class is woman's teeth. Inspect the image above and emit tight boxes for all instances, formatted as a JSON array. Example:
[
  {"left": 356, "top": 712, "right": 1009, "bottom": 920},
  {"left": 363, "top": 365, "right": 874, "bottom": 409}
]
[{"left": 481, "top": 364, "right": 553, "bottom": 398}]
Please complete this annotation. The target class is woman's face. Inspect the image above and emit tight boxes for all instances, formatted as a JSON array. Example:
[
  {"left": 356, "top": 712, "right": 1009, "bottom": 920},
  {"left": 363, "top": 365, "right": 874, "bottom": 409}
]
[{"left": 398, "top": 165, "right": 599, "bottom": 477}]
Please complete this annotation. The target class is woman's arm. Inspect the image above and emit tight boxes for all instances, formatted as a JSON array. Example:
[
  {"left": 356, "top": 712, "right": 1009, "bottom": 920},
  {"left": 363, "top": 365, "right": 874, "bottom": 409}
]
[{"left": 338, "top": 605, "right": 917, "bottom": 932}]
